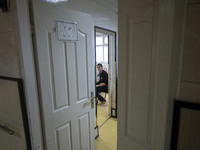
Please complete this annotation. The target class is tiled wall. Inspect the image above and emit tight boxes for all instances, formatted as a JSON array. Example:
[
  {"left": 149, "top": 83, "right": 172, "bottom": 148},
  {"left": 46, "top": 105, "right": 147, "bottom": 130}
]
[
  {"left": 179, "top": 0, "right": 200, "bottom": 102},
  {"left": 0, "top": 1, "right": 21, "bottom": 78}
]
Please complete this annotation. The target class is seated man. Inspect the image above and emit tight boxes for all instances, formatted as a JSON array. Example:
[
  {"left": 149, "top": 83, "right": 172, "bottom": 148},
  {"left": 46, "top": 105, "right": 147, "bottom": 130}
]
[{"left": 96, "top": 63, "right": 108, "bottom": 103}]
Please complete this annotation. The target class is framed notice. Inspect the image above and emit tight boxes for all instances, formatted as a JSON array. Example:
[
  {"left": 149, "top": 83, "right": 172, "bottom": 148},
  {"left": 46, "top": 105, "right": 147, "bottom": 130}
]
[{"left": 56, "top": 20, "right": 78, "bottom": 41}]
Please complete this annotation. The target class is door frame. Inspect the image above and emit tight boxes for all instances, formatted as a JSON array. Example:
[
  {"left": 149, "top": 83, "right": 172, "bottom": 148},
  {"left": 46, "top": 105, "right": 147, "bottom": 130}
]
[
  {"left": 15, "top": 0, "right": 186, "bottom": 149},
  {"left": 171, "top": 100, "right": 200, "bottom": 150},
  {"left": 15, "top": 0, "right": 44, "bottom": 149},
  {"left": 16, "top": 1, "right": 118, "bottom": 149},
  {"left": 94, "top": 26, "right": 118, "bottom": 120},
  {"left": 0, "top": 76, "right": 32, "bottom": 150}
]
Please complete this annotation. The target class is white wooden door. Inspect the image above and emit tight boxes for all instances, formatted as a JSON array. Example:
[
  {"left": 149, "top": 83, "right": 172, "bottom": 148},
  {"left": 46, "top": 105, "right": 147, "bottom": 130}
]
[
  {"left": 0, "top": 78, "right": 28, "bottom": 150},
  {"left": 118, "top": 0, "right": 183, "bottom": 149},
  {"left": 31, "top": 1, "right": 95, "bottom": 150}
]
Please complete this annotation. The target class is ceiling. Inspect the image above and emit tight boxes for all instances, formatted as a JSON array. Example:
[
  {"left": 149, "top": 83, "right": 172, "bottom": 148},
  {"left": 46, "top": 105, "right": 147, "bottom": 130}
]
[
  {"left": 60, "top": 0, "right": 118, "bottom": 14},
  {"left": 95, "top": 0, "right": 118, "bottom": 13},
  {"left": 104, "top": 0, "right": 117, "bottom": 8}
]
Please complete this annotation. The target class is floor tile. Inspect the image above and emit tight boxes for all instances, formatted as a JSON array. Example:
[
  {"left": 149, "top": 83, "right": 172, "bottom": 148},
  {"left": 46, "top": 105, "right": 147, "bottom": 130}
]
[{"left": 95, "top": 118, "right": 117, "bottom": 150}]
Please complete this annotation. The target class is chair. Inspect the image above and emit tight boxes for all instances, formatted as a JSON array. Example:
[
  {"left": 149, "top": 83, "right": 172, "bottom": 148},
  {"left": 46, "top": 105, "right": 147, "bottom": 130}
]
[{"left": 101, "top": 92, "right": 108, "bottom": 100}]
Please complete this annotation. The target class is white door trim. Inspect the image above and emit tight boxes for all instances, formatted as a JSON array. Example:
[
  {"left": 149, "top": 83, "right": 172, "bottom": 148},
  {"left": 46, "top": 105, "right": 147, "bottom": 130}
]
[
  {"left": 95, "top": 27, "right": 117, "bottom": 117},
  {"left": 15, "top": 0, "right": 43, "bottom": 149}
]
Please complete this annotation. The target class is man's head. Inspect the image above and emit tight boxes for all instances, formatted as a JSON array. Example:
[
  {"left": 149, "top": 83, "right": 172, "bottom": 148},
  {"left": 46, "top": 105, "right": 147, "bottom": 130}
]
[{"left": 97, "top": 63, "right": 103, "bottom": 73}]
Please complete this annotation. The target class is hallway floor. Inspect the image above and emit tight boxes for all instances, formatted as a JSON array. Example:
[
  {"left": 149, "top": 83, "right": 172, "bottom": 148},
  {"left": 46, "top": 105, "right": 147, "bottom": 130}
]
[
  {"left": 95, "top": 117, "right": 117, "bottom": 150},
  {"left": 96, "top": 99, "right": 110, "bottom": 126}
]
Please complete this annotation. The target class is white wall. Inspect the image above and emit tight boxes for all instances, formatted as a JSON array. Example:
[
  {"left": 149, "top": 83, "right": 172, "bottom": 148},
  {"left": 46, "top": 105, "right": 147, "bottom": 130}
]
[
  {"left": 63, "top": 0, "right": 118, "bottom": 32},
  {"left": 93, "top": 6, "right": 117, "bottom": 32},
  {"left": 0, "top": 1, "right": 22, "bottom": 78}
]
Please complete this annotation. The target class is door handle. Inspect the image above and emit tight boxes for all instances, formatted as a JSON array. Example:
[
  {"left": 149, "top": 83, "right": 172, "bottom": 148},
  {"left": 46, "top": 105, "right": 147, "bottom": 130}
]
[
  {"left": 0, "top": 124, "right": 14, "bottom": 135},
  {"left": 87, "top": 91, "right": 95, "bottom": 102},
  {"left": 86, "top": 96, "right": 95, "bottom": 103},
  {"left": 89, "top": 96, "right": 95, "bottom": 109},
  {"left": 85, "top": 92, "right": 95, "bottom": 108},
  {"left": 89, "top": 96, "right": 95, "bottom": 101}
]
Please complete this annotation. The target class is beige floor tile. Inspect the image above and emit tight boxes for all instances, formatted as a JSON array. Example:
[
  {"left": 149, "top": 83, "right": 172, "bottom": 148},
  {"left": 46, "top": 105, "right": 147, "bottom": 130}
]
[
  {"left": 97, "top": 100, "right": 110, "bottom": 126},
  {"left": 95, "top": 118, "right": 117, "bottom": 150}
]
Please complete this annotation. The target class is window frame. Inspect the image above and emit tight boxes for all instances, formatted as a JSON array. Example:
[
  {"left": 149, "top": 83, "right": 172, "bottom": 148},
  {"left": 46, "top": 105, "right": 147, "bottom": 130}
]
[{"left": 96, "top": 34, "right": 108, "bottom": 63}]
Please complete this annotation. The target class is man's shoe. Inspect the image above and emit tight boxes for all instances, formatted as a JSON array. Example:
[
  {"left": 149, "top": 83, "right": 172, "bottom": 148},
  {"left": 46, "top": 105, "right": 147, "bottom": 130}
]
[{"left": 102, "top": 99, "right": 106, "bottom": 103}]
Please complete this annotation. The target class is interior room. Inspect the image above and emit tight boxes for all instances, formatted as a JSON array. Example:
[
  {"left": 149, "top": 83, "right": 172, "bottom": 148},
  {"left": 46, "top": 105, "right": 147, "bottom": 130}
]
[
  {"left": 95, "top": 27, "right": 117, "bottom": 149},
  {"left": 0, "top": 0, "right": 200, "bottom": 150}
]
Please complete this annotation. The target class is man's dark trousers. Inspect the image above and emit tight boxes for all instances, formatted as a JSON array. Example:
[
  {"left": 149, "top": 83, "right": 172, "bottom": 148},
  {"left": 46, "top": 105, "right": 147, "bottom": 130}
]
[{"left": 96, "top": 85, "right": 108, "bottom": 102}]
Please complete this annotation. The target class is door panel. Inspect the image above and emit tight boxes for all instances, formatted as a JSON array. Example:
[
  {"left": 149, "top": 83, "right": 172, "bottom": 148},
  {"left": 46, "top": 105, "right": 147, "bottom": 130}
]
[
  {"left": 47, "top": 30, "right": 70, "bottom": 109},
  {"left": 79, "top": 113, "right": 90, "bottom": 150},
  {"left": 118, "top": 2, "right": 155, "bottom": 149},
  {"left": 55, "top": 123, "right": 72, "bottom": 150},
  {"left": 77, "top": 31, "right": 88, "bottom": 100},
  {"left": 118, "top": 0, "right": 183, "bottom": 149},
  {"left": 31, "top": 1, "right": 95, "bottom": 149},
  {"left": 126, "top": 6, "right": 154, "bottom": 145}
]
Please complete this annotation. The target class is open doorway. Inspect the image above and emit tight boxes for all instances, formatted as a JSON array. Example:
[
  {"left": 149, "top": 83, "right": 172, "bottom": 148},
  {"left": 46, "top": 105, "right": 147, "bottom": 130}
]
[
  {"left": 15, "top": 0, "right": 118, "bottom": 149},
  {"left": 95, "top": 26, "right": 117, "bottom": 149},
  {"left": 95, "top": 29, "right": 110, "bottom": 128}
]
